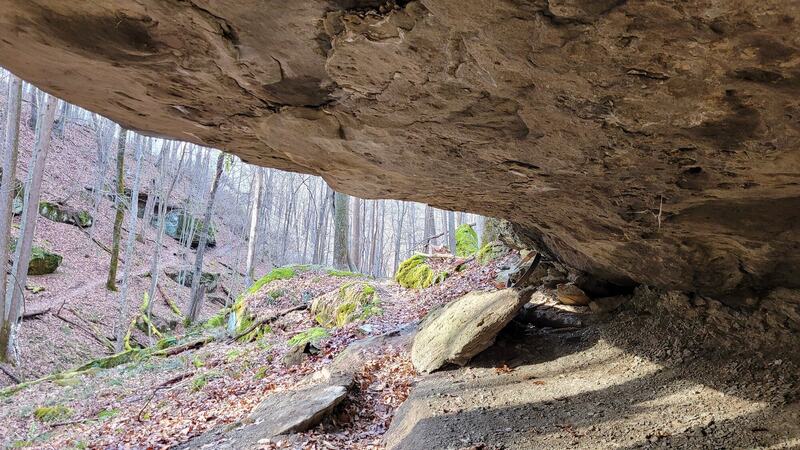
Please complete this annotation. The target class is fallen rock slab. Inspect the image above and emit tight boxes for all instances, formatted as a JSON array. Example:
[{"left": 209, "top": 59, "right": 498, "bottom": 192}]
[
  {"left": 556, "top": 283, "right": 590, "bottom": 306},
  {"left": 411, "top": 288, "right": 530, "bottom": 373},
  {"left": 249, "top": 384, "right": 347, "bottom": 436}
]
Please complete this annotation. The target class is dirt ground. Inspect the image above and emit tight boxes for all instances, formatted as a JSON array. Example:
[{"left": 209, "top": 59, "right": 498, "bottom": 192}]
[{"left": 386, "top": 309, "right": 800, "bottom": 449}]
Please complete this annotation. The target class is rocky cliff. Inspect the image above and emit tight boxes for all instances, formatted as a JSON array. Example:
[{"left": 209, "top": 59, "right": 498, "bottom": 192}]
[{"left": 1, "top": 0, "right": 798, "bottom": 303}]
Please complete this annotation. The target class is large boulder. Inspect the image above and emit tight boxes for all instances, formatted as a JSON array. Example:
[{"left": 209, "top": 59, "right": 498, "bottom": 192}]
[
  {"left": 8, "top": 238, "right": 62, "bottom": 275},
  {"left": 38, "top": 201, "right": 93, "bottom": 228},
  {"left": 164, "top": 267, "right": 219, "bottom": 292},
  {"left": 159, "top": 209, "right": 216, "bottom": 248},
  {"left": 27, "top": 246, "right": 62, "bottom": 276},
  {"left": 311, "top": 281, "right": 381, "bottom": 327},
  {"left": 411, "top": 288, "right": 530, "bottom": 373},
  {"left": 395, "top": 254, "right": 447, "bottom": 289}
]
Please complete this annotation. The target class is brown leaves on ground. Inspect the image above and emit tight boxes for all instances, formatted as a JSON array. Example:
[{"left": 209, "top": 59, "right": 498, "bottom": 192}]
[{"left": 3, "top": 256, "right": 513, "bottom": 449}]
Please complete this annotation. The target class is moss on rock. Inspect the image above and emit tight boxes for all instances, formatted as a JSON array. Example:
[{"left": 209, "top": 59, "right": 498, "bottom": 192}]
[
  {"left": 287, "top": 327, "right": 330, "bottom": 347},
  {"left": 311, "top": 282, "right": 382, "bottom": 327},
  {"left": 247, "top": 266, "right": 296, "bottom": 295},
  {"left": 476, "top": 241, "right": 507, "bottom": 264},
  {"left": 395, "top": 254, "right": 447, "bottom": 289},
  {"left": 161, "top": 209, "right": 216, "bottom": 248},
  {"left": 27, "top": 246, "right": 62, "bottom": 275},
  {"left": 455, "top": 224, "right": 479, "bottom": 257},
  {"left": 38, "top": 201, "right": 93, "bottom": 228}
]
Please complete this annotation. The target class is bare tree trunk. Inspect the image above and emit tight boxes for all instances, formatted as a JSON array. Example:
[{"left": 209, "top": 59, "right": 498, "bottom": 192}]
[
  {"left": 244, "top": 169, "right": 262, "bottom": 287},
  {"left": 1, "top": 94, "right": 57, "bottom": 362},
  {"left": 393, "top": 201, "right": 406, "bottom": 275},
  {"left": 312, "top": 183, "right": 332, "bottom": 264},
  {"left": 351, "top": 197, "right": 361, "bottom": 271},
  {"left": 332, "top": 191, "right": 351, "bottom": 270},
  {"left": 106, "top": 127, "right": 127, "bottom": 291},
  {"left": 369, "top": 201, "right": 379, "bottom": 275},
  {"left": 114, "top": 134, "right": 145, "bottom": 352},
  {"left": 423, "top": 205, "right": 435, "bottom": 253},
  {"left": 88, "top": 116, "right": 112, "bottom": 240},
  {"left": 186, "top": 153, "right": 225, "bottom": 324},
  {"left": 26, "top": 86, "right": 38, "bottom": 131},
  {"left": 146, "top": 143, "right": 186, "bottom": 317},
  {"left": 138, "top": 138, "right": 159, "bottom": 242},
  {"left": 447, "top": 210, "right": 457, "bottom": 255},
  {"left": 0, "top": 76, "right": 23, "bottom": 362},
  {"left": 376, "top": 202, "right": 385, "bottom": 276},
  {"left": 53, "top": 101, "right": 70, "bottom": 138}
]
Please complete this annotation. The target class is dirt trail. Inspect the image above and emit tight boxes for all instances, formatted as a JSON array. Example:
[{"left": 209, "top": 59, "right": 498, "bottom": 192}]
[{"left": 387, "top": 312, "right": 800, "bottom": 449}]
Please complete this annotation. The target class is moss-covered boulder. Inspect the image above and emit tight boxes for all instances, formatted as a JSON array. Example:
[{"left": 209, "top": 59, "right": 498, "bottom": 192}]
[
  {"left": 27, "top": 246, "right": 63, "bottom": 275},
  {"left": 8, "top": 239, "right": 62, "bottom": 275},
  {"left": 455, "top": 224, "right": 479, "bottom": 257},
  {"left": 38, "top": 201, "right": 93, "bottom": 228},
  {"left": 311, "top": 282, "right": 381, "bottom": 327},
  {"left": 165, "top": 267, "right": 220, "bottom": 292},
  {"left": 476, "top": 241, "right": 507, "bottom": 264},
  {"left": 161, "top": 209, "right": 216, "bottom": 248},
  {"left": 395, "top": 254, "right": 447, "bottom": 289}
]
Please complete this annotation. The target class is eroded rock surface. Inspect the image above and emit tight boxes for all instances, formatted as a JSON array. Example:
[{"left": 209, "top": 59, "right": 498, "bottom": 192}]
[
  {"left": 1, "top": 1, "right": 799, "bottom": 301},
  {"left": 412, "top": 288, "right": 530, "bottom": 373}
]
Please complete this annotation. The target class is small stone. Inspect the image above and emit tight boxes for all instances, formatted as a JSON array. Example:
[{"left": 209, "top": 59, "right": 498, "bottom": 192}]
[{"left": 556, "top": 283, "right": 590, "bottom": 306}]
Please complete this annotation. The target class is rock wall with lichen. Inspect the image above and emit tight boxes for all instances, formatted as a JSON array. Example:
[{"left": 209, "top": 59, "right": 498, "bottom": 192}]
[{"left": 0, "top": 1, "right": 799, "bottom": 309}]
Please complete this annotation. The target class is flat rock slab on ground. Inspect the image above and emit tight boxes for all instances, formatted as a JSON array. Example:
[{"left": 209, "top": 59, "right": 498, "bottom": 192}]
[
  {"left": 177, "top": 384, "right": 347, "bottom": 449},
  {"left": 411, "top": 288, "right": 530, "bottom": 373},
  {"left": 250, "top": 384, "right": 347, "bottom": 436}
]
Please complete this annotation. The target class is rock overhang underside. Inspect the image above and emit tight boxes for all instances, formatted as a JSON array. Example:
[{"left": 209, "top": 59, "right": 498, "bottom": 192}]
[{"left": 1, "top": 0, "right": 799, "bottom": 304}]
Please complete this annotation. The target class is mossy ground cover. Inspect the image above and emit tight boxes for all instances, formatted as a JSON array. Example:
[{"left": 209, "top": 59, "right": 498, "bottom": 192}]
[{"left": 287, "top": 327, "right": 330, "bottom": 347}]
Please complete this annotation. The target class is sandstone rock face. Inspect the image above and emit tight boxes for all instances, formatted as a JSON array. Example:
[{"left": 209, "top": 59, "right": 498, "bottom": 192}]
[
  {"left": 1, "top": 2, "right": 799, "bottom": 302},
  {"left": 412, "top": 288, "right": 529, "bottom": 373}
]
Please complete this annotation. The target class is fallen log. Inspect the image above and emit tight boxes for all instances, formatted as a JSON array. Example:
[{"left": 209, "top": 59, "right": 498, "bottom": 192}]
[
  {"left": 22, "top": 307, "right": 50, "bottom": 320},
  {"left": 0, "top": 363, "right": 21, "bottom": 384},
  {"left": 55, "top": 311, "right": 115, "bottom": 352},
  {"left": 152, "top": 336, "right": 213, "bottom": 357},
  {"left": 232, "top": 304, "right": 309, "bottom": 342},
  {"left": 156, "top": 284, "right": 184, "bottom": 318},
  {"left": 138, "top": 370, "right": 194, "bottom": 422}
]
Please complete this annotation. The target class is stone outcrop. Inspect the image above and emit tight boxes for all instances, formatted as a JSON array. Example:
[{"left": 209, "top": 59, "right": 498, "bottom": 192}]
[
  {"left": 159, "top": 210, "right": 215, "bottom": 248},
  {"left": 38, "top": 201, "right": 93, "bottom": 228},
  {"left": 164, "top": 267, "right": 219, "bottom": 292},
  {"left": 26, "top": 247, "right": 62, "bottom": 276},
  {"left": 411, "top": 288, "right": 530, "bottom": 373},
  {"left": 0, "top": 1, "right": 798, "bottom": 305}
]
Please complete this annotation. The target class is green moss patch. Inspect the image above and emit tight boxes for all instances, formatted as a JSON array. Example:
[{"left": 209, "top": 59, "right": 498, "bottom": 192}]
[
  {"left": 247, "top": 267, "right": 297, "bottom": 295},
  {"left": 325, "top": 268, "right": 366, "bottom": 278},
  {"left": 287, "top": 327, "right": 330, "bottom": 347},
  {"left": 34, "top": 405, "right": 73, "bottom": 423},
  {"left": 395, "top": 254, "right": 447, "bottom": 289},
  {"left": 476, "top": 241, "right": 507, "bottom": 264},
  {"left": 455, "top": 224, "right": 479, "bottom": 257}
]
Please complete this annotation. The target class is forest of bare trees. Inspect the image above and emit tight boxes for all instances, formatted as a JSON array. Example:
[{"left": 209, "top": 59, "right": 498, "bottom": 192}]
[{"left": 0, "top": 69, "right": 485, "bottom": 363}]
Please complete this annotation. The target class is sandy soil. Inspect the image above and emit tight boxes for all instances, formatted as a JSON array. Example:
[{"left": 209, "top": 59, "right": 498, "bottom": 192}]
[{"left": 386, "top": 309, "right": 800, "bottom": 449}]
